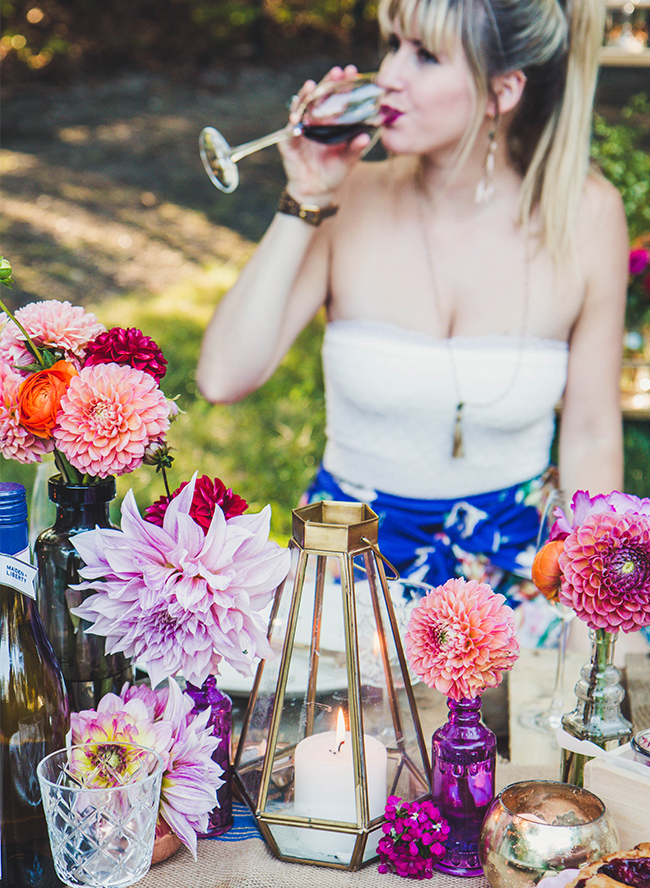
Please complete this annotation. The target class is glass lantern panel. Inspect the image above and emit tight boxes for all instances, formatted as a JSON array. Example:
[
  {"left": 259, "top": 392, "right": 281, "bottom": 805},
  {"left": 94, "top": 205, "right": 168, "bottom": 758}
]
[
  {"left": 267, "top": 821, "right": 384, "bottom": 866},
  {"left": 236, "top": 542, "right": 430, "bottom": 866}
]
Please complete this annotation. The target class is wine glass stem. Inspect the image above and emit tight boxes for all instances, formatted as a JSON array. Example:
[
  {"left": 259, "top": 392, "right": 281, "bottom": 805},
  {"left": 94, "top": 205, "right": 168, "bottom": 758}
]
[
  {"left": 547, "top": 614, "right": 571, "bottom": 717},
  {"left": 229, "top": 124, "right": 298, "bottom": 164}
]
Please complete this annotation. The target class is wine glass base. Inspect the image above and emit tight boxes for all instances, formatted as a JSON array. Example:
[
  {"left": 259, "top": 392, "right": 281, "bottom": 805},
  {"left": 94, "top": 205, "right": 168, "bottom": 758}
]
[
  {"left": 518, "top": 705, "right": 564, "bottom": 735},
  {"left": 199, "top": 127, "right": 239, "bottom": 193}
]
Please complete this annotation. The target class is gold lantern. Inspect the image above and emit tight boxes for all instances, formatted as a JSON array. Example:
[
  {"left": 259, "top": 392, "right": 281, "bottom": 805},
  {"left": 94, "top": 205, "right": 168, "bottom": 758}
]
[{"left": 234, "top": 501, "right": 431, "bottom": 870}]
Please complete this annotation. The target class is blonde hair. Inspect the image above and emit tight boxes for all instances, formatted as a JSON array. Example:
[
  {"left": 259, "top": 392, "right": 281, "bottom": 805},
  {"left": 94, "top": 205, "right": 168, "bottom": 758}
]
[{"left": 378, "top": 0, "right": 606, "bottom": 258}]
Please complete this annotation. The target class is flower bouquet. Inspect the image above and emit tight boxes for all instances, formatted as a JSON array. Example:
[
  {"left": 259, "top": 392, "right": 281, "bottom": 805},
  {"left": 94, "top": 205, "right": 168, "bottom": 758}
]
[
  {"left": 532, "top": 490, "right": 650, "bottom": 784},
  {"left": 0, "top": 261, "right": 180, "bottom": 708},
  {"left": 404, "top": 578, "right": 520, "bottom": 876},
  {"left": 0, "top": 294, "right": 172, "bottom": 482},
  {"left": 66, "top": 469, "right": 291, "bottom": 852}
]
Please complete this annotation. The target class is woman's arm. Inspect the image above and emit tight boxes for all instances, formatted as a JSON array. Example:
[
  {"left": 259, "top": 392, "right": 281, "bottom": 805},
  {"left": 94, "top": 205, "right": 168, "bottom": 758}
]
[
  {"left": 558, "top": 175, "right": 628, "bottom": 500},
  {"left": 196, "top": 67, "right": 372, "bottom": 404},
  {"left": 196, "top": 212, "right": 331, "bottom": 403}
]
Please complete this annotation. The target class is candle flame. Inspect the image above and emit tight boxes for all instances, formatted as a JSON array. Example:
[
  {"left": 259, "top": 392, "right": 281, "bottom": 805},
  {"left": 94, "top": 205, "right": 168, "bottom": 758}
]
[
  {"left": 372, "top": 630, "right": 381, "bottom": 658},
  {"left": 336, "top": 708, "right": 346, "bottom": 749}
]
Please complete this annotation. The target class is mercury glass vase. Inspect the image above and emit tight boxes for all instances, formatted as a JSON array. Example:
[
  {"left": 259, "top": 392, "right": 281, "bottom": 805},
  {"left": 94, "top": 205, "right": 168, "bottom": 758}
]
[
  {"left": 561, "top": 628, "right": 633, "bottom": 787},
  {"left": 431, "top": 696, "right": 496, "bottom": 877},
  {"left": 34, "top": 474, "right": 133, "bottom": 712},
  {"left": 186, "top": 675, "right": 234, "bottom": 836}
]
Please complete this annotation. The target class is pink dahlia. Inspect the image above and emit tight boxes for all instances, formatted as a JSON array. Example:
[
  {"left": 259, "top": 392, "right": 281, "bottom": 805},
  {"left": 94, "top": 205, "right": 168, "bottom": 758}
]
[
  {"left": 53, "top": 362, "right": 170, "bottom": 478},
  {"left": 0, "top": 362, "right": 54, "bottom": 463},
  {"left": 558, "top": 509, "right": 650, "bottom": 633},
  {"left": 145, "top": 474, "right": 248, "bottom": 530},
  {"left": 70, "top": 475, "right": 291, "bottom": 687},
  {"left": 83, "top": 327, "right": 167, "bottom": 382},
  {"left": 405, "top": 578, "right": 520, "bottom": 701},
  {"left": 0, "top": 300, "right": 105, "bottom": 370},
  {"left": 71, "top": 679, "right": 223, "bottom": 859}
]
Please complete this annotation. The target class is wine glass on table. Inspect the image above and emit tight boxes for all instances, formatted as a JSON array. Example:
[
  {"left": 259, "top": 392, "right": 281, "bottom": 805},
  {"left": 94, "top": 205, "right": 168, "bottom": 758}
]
[
  {"left": 519, "top": 487, "right": 575, "bottom": 734},
  {"left": 199, "top": 72, "right": 386, "bottom": 193},
  {"left": 37, "top": 742, "right": 164, "bottom": 888}
]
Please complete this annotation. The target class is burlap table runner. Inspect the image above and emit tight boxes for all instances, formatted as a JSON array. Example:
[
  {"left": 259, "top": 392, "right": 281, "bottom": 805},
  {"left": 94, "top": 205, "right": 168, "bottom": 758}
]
[{"left": 138, "top": 762, "right": 558, "bottom": 888}]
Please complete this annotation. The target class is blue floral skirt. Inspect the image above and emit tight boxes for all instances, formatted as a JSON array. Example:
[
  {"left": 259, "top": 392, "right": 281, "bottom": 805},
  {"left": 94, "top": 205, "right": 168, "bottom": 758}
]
[{"left": 303, "top": 466, "right": 561, "bottom": 648}]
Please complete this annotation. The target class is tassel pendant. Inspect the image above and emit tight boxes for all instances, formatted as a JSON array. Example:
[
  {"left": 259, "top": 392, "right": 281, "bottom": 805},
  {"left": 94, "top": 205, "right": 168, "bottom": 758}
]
[{"left": 453, "top": 402, "right": 464, "bottom": 459}]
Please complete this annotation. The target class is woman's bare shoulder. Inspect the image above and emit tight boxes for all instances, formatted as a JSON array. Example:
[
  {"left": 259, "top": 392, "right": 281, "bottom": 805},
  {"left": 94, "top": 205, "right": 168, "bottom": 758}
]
[
  {"left": 579, "top": 170, "right": 627, "bottom": 235},
  {"left": 340, "top": 155, "right": 416, "bottom": 207}
]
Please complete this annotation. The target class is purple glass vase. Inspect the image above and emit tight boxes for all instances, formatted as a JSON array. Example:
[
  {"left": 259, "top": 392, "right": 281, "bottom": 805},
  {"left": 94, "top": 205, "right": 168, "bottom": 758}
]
[
  {"left": 186, "top": 675, "right": 234, "bottom": 837},
  {"left": 431, "top": 696, "right": 496, "bottom": 877}
]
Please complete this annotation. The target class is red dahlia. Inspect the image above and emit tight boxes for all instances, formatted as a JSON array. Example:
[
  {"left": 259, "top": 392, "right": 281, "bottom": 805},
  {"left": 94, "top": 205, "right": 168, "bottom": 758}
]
[
  {"left": 145, "top": 475, "right": 248, "bottom": 531},
  {"left": 83, "top": 327, "right": 167, "bottom": 382}
]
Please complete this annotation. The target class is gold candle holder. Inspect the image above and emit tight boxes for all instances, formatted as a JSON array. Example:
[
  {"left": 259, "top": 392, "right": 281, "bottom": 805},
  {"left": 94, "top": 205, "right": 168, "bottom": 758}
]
[{"left": 234, "top": 501, "right": 431, "bottom": 870}]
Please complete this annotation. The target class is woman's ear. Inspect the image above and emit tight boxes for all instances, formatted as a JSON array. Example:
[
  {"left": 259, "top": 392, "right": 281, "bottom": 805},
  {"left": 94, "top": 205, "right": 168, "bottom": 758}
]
[{"left": 488, "top": 70, "right": 527, "bottom": 117}]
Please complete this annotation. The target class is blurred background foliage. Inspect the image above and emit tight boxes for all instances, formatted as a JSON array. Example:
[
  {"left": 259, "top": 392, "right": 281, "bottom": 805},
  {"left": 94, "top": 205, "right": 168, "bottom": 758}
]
[{"left": 0, "top": 0, "right": 381, "bottom": 82}]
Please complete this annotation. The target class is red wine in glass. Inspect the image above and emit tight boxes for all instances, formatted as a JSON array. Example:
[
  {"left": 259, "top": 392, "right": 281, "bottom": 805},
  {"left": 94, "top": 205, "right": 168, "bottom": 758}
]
[{"left": 199, "top": 73, "right": 385, "bottom": 193}]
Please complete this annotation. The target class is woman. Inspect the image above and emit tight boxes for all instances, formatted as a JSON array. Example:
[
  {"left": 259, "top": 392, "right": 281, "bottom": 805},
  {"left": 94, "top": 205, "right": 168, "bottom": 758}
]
[{"left": 197, "top": 0, "right": 628, "bottom": 644}]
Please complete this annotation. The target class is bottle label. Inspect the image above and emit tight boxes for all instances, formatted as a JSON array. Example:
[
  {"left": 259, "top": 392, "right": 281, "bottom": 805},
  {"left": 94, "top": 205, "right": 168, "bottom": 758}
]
[{"left": 1, "top": 551, "right": 38, "bottom": 600}]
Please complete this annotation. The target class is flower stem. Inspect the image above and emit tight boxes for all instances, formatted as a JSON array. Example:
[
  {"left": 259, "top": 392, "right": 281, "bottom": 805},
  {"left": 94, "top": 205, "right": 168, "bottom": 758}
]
[
  {"left": 0, "top": 296, "right": 46, "bottom": 367},
  {"left": 161, "top": 463, "right": 172, "bottom": 498},
  {"left": 54, "top": 448, "right": 84, "bottom": 486}
]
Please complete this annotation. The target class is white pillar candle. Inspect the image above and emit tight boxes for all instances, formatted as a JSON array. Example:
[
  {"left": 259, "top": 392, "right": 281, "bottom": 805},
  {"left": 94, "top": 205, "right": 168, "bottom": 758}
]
[{"left": 292, "top": 710, "right": 387, "bottom": 860}]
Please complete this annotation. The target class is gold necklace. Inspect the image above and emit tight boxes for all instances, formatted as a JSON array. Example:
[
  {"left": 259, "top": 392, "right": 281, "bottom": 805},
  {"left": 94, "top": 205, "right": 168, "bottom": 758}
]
[{"left": 415, "top": 182, "right": 530, "bottom": 459}]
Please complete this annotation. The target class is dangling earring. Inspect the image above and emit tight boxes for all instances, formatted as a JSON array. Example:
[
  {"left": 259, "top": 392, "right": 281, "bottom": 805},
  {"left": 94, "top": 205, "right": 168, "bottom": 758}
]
[{"left": 475, "top": 119, "right": 498, "bottom": 204}]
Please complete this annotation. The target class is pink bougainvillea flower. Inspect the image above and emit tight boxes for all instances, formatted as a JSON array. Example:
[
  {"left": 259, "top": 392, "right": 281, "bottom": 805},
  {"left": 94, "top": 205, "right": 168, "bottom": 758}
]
[
  {"left": 0, "top": 362, "right": 54, "bottom": 463},
  {"left": 378, "top": 796, "right": 449, "bottom": 879},
  {"left": 405, "top": 578, "right": 520, "bottom": 701},
  {"left": 71, "top": 679, "right": 223, "bottom": 859},
  {"left": 53, "top": 362, "right": 170, "bottom": 477},
  {"left": 145, "top": 474, "right": 248, "bottom": 530},
  {"left": 83, "top": 327, "right": 168, "bottom": 382},
  {"left": 70, "top": 475, "right": 291, "bottom": 688},
  {"left": 0, "top": 300, "right": 105, "bottom": 370},
  {"left": 558, "top": 509, "right": 650, "bottom": 634},
  {"left": 629, "top": 248, "right": 650, "bottom": 276}
]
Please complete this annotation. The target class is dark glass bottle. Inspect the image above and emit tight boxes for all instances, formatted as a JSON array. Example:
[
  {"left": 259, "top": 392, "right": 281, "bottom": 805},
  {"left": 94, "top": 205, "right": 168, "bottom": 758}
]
[
  {"left": 0, "top": 482, "right": 69, "bottom": 887},
  {"left": 34, "top": 474, "right": 133, "bottom": 711}
]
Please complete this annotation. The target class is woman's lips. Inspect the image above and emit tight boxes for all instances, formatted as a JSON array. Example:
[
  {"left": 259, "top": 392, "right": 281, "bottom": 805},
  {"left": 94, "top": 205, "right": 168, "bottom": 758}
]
[{"left": 380, "top": 106, "right": 403, "bottom": 126}]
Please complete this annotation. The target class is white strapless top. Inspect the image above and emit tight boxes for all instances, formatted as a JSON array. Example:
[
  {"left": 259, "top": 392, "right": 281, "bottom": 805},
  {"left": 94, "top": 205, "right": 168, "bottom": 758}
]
[{"left": 322, "top": 319, "right": 569, "bottom": 499}]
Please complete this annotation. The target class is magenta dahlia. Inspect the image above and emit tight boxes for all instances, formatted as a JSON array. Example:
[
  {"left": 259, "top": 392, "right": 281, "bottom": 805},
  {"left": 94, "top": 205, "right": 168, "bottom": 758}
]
[
  {"left": 558, "top": 509, "right": 650, "bottom": 633},
  {"left": 83, "top": 327, "right": 167, "bottom": 382},
  {"left": 145, "top": 474, "right": 248, "bottom": 530}
]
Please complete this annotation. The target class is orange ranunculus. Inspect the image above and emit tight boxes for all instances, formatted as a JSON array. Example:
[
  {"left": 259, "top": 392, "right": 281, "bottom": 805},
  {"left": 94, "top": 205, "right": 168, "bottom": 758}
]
[
  {"left": 18, "top": 360, "right": 78, "bottom": 438},
  {"left": 531, "top": 539, "right": 565, "bottom": 603}
]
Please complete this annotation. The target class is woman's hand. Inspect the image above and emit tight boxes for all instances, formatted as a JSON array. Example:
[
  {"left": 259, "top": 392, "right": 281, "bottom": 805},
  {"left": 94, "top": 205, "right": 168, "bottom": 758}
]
[{"left": 279, "top": 65, "right": 373, "bottom": 205}]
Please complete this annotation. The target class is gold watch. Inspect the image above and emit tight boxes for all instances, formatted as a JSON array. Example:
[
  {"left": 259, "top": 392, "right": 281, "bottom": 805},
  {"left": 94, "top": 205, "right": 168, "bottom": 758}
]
[{"left": 277, "top": 189, "right": 339, "bottom": 226}]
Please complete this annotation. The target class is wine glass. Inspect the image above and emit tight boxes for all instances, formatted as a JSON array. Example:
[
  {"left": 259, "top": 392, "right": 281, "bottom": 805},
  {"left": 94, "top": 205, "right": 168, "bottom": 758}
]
[
  {"left": 519, "top": 488, "right": 575, "bottom": 734},
  {"left": 199, "top": 72, "right": 386, "bottom": 193},
  {"left": 37, "top": 742, "right": 164, "bottom": 888}
]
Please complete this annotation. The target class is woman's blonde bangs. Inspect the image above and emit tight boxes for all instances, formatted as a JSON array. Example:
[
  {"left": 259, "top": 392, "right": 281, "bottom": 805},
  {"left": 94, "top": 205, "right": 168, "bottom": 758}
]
[{"left": 378, "top": 0, "right": 461, "bottom": 59}]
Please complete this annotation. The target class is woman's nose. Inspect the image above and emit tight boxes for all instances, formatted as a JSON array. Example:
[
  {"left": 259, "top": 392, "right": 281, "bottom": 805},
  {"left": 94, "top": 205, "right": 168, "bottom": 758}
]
[{"left": 377, "top": 50, "right": 406, "bottom": 91}]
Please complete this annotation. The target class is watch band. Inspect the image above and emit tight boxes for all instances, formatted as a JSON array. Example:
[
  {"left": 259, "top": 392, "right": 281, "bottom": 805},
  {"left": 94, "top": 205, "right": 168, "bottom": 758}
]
[{"left": 277, "top": 189, "right": 339, "bottom": 226}]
